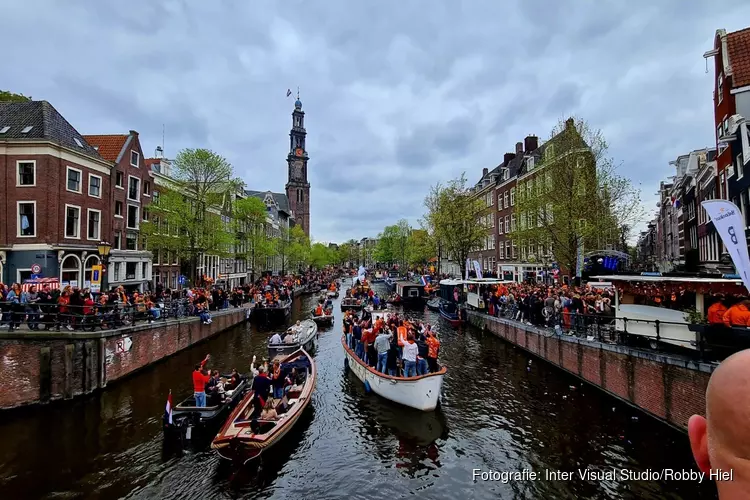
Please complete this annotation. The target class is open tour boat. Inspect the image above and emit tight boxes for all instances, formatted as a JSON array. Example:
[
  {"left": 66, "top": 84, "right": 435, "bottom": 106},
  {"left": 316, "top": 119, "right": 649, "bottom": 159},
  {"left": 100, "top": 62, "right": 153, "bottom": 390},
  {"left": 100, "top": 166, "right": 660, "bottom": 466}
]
[{"left": 341, "top": 335, "right": 446, "bottom": 411}]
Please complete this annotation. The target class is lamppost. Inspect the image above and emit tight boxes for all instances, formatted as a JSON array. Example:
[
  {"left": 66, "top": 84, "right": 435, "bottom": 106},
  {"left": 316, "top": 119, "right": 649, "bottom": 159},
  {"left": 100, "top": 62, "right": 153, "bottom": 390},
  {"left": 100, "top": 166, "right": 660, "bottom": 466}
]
[{"left": 97, "top": 241, "right": 112, "bottom": 294}]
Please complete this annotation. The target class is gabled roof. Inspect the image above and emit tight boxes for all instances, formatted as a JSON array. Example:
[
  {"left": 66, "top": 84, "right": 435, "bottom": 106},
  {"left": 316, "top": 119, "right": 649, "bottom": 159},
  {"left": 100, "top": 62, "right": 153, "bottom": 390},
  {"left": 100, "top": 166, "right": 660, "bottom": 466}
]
[
  {"left": 82, "top": 134, "right": 129, "bottom": 162},
  {"left": 0, "top": 100, "right": 102, "bottom": 159},
  {"left": 245, "top": 190, "right": 291, "bottom": 215},
  {"left": 727, "top": 27, "right": 750, "bottom": 88}
]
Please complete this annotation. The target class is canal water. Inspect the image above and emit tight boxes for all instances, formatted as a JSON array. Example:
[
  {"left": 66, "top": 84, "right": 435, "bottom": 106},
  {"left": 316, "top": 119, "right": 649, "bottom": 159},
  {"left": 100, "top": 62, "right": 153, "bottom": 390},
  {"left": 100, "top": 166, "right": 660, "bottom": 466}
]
[{"left": 0, "top": 287, "right": 717, "bottom": 499}]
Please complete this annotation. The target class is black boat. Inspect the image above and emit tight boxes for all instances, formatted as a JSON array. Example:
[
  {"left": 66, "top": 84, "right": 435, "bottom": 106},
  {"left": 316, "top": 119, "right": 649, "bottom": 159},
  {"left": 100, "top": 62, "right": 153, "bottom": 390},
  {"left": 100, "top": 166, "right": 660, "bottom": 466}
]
[
  {"left": 253, "top": 298, "right": 292, "bottom": 325},
  {"left": 426, "top": 297, "right": 443, "bottom": 311},
  {"left": 340, "top": 297, "right": 364, "bottom": 311},
  {"left": 311, "top": 308, "right": 334, "bottom": 326},
  {"left": 395, "top": 281, "right": 427, "bottom": 308},
  {"left": 268, "top": 320, "right": 318, "bottom": 359},
  {"left": 164, "top": 376, "right": 250, "bottom": 442}
]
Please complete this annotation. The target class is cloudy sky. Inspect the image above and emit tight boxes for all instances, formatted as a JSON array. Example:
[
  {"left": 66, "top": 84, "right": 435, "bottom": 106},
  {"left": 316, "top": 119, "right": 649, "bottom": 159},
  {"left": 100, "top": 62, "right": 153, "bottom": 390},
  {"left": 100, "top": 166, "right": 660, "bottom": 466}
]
[{"left": 4, "top": 1, "right": 750, "bottom": 243}]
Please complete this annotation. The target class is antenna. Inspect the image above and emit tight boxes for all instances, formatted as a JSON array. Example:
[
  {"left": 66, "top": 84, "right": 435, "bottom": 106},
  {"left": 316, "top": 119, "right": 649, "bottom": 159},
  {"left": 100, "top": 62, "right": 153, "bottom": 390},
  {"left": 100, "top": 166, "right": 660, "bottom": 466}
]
[{"left": 297, "top": 86, "right": 300, "bottom": 100}]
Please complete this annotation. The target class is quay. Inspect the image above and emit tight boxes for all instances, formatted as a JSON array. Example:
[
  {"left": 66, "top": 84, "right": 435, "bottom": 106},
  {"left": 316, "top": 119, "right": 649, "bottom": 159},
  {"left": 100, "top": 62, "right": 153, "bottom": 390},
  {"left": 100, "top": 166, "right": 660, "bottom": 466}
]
[
  {"left": 467, "top": 310, "right": 713, "bottom": 432},
  {"left": 0, "top": 306, "right": 250, "bottom": 410}
]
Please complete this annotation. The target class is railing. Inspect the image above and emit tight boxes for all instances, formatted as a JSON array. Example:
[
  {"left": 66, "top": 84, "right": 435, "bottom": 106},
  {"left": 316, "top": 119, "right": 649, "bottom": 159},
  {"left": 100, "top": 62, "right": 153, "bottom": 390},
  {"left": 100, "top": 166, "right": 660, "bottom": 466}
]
[
  {"left": 479, "top": 302, "right": 721, "bottom": 361},
  {"left": 0, "top": 298, "right": 246, "bottom": 333}
]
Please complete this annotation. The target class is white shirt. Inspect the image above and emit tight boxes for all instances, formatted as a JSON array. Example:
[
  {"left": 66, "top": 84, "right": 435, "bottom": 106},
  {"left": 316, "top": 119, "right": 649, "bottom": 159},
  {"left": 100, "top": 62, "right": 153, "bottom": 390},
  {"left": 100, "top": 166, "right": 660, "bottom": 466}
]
[
  {"left": 402, "top": 341, "right": 418, "bottom": 362},
  {"left": 270, "top": 333, "right": 282, "bottom": 344}
]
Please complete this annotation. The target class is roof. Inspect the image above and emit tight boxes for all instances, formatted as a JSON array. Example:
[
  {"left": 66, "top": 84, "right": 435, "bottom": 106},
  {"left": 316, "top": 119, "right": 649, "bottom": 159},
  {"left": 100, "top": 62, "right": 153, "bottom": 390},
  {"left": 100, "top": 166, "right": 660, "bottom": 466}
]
[
  {"left": 245, "top": 189, "right": 291, "bottom": 214},
  {"left": 727, "top": 27, "right": 750, "bottom": 88},
  {"left": 144, "top": 158, "right": 159, "bottom": 168},
  {"left": 0, "top": 100, "right": 102, "bottom": 159},
  {"left": 82, "top": 134, "right": 128, "bottom": 162}
]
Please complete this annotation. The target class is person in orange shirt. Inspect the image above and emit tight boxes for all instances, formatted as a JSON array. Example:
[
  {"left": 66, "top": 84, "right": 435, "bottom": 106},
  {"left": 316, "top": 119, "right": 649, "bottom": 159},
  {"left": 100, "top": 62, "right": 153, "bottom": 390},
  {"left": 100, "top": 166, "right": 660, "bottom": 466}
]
[
  {"left": 707, "top": 299, "right": 728, "bottom": 326},
  {"left": 425, "top": 331, "right": 440, "bottom": 373},
  {"left": 315, "top": 304, "right": 323, "bottom": 316},
  {"left": 723, "top": 300, "right": 750, "bottom": 328}
]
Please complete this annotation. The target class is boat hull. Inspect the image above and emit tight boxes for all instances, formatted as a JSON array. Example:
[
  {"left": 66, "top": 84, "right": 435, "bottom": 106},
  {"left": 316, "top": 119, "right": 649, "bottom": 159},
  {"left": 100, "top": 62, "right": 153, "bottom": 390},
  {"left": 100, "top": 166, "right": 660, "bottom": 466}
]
[
  {"left": 253, "top": 301, "right": 292, "bottom": 325},
  {"left": 268, "top": 321, "right": 318, "bottom": 359},
  {"left": 341, "top": 336, "right": 445, "bottom": 411}
]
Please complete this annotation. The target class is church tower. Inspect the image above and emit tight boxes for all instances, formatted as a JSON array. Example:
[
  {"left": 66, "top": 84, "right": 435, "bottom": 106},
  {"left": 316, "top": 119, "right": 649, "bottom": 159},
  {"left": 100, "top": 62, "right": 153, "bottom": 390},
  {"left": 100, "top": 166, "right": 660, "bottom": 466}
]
[{"left": 285, "top": 94, "right": 310, "bottom": 237}]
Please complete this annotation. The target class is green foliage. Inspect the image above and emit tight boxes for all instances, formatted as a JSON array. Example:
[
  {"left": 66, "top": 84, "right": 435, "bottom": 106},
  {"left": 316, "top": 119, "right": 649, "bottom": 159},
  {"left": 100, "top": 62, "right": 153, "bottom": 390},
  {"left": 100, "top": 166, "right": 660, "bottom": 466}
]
[
  {"left": 310, "top": 243, "right": 335, "bottom": 269},
  {"left": 234, "top": 196, "right": 275, "bottom": 280},
  {"left": 142, "top": 148, "right": 236, "bottom": 281},
  {"left": 338, "top": 239, "right": 359, "bottom": 267},
  {"left": 424, "top": 173, "right": 490, "bottom": 278},
  {"left": 0, "top": 90, "right": 31, "bottom": 102},
  {"left": 288, "top": 225, "right": 310, "bottom": 271},
  {"left": 375, "top": 220, "right": 410, "bottom": 267},
  {"left": 407, "top": 229, "right": 435, "bottom": 266},
  {"left": 512, "top": 117, "right": 643, "bottom": 275}
]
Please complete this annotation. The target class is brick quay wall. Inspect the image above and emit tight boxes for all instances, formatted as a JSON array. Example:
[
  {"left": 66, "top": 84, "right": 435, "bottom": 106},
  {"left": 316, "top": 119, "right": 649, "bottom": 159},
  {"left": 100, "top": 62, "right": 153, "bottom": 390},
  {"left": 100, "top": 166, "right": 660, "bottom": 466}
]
[
  {"left": 0, "top": 307, "right": 249, "bottom": 410},
  {"left": 467, "top": 310, "right": 714, "bottom": 431}
]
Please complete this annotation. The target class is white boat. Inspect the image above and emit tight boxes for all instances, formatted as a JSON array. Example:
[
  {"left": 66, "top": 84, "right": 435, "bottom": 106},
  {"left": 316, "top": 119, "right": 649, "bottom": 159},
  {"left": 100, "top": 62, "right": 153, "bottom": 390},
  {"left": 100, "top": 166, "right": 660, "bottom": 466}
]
[
  {"left": 268, "top": 320, "right": 318, "bottom": 359},
  {"left": 341, "top": 335, "right": 446, "bottom": 411}
]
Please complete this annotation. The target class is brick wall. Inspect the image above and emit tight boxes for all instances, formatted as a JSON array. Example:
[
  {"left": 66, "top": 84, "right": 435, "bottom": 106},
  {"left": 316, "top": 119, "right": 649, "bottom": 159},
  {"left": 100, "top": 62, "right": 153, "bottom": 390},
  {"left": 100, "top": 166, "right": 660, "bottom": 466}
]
[
  {"left": 469, "top": 310, "right": 711, "bottom": 431},
  {"left": 0, "top": 308, "right": 247, "bottom": 410}
]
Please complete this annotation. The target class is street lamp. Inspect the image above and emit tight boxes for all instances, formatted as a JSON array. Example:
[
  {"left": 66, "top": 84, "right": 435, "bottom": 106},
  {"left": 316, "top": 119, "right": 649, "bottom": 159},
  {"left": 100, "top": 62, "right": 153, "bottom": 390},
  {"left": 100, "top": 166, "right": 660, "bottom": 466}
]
[{"left": 97, "top": 241, "right": 112, "bottom": 293}]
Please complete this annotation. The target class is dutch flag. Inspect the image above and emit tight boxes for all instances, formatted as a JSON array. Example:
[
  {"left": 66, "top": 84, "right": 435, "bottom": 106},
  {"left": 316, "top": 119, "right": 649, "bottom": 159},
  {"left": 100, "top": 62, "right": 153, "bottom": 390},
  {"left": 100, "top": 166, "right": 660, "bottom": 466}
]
[
  {"left": 421, "top": 275, "right": 429, "bottom": 286},
  {"left": 164, "top": 390, "right": 173, "bottom": 425}
]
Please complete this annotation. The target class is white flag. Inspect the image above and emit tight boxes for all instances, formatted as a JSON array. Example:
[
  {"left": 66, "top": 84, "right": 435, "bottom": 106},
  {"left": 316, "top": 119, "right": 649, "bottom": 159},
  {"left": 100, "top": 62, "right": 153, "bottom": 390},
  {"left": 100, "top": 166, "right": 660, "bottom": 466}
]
[
  {"left": 465, "top": 258, "right": 471, "bottom": 280},
  {"left": 473, "top": 260, "right": 483, "bottom": 279},
  {"left": 702, "top": 200, "right": 750, "bottom": 293}
]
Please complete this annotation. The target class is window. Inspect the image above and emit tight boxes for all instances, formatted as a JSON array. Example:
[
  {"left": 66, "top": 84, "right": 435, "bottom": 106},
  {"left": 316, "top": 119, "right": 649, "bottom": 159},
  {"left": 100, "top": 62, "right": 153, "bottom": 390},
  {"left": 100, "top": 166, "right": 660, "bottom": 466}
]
[
  {"left": 126, "top": 232, "right": 137, "bottom": 250},
  {"left": 18, "top": 201, "right": 36, "bottom": 237},
  {"left": 66, "top": 167, "right": 82, "bottom": 193},
  {"left": 504, "top": 215, "right": 510, "bottom": 233},
  {"left": 724, "top": 117, "right": 730, "bottom": 137},
  {"left": 498, "top": 215, "right": 503, "bottom": 234},
  {"left": 114, "top": 262, "right": 122, "bottom": 281},
  {"left": 490, "top": 192, "right": 494, "bottom": 206},
  {"left": 504, "top": 191, "right": 509, "bottom": 208},
  {"left": 546, "top": 202, "right": 554, "bottom": 223},
  {"left": 545, "top": 144, "right": 555, "bottom": 161},
  {"left": 490, "top": 214, "right": 495, "bottom": 228},
  {"left": 511, "top": 214, "right": 516, "bottom": 231},
  {"left": 114, "top": 231, "right": 122, "bottom": 250},
  {"left": 497, "top": 193, "right": 502, "bottom": 208},
  {"left": 116, "top": 171, "right": 124, "bottom": 188},
  {"left": 718, "top": 73, "right": 724, "bottom": 104},
  {"left": 527, "top": 157, "right": 535, "bottom": 171},
  {"left": 126, "top": 262, "right": 137, "bottom": 280},
  {"left": 65, "top": 205, "right": 80, "bottom": 238},
  {"left": 128, "top": 176, "right": 140, "bottom": 201},
  {"left": 17, "top": 160, "right": 35, "bottom": 186},
  {"left": 153, "top": 191, "right": 160, "bottom": 205},
  {"left": 127, "top": 205, "right": 139, "bottom": 229},
  {"left": 718, "top": 123, "right": 724, "bottom": 140},
  {"left": 130, "top": 150, "right": 139, "bottom": 167},
  {"left": 500, "top": 244, "right": 505, "bottom": 259},
  {"left": 143, "top": 180, "right": 151, "bottom": 196},
  {"left": 142, "top": 209, "right": 149, "bottom": 222},
  {"left": 87, "top": 209, "right": 101, "bottom": 240},
  {"left": 115, "top": 201, "right": 123, "bottom": 217},
  {"left": 88, "top": 174, "right": 102, "bottom": 198},
  {"left": 510, "top": 187, "right": 515, "bottom": 206},
  {"left": 142, "top": 262, "right": 148, "bottom": 279}
]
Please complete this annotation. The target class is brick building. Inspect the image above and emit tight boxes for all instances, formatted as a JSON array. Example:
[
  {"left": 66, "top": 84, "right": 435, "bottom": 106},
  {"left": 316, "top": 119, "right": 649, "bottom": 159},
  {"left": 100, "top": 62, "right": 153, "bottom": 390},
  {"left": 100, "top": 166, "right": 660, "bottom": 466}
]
[
  {"left": 83, "top": 131, "right": 153, "bottom": 292},
  {"left": 285, "top": 96, "right": 311, "bottom": 238},
  {"left": 0, "top": 100, "right": 112, "bottom": 287},
  {"left": 145, "top": 155, "right": 181, "bottom": 290},
  {"left": 467, "top": 165, "right": 500, "bottom": 275}
]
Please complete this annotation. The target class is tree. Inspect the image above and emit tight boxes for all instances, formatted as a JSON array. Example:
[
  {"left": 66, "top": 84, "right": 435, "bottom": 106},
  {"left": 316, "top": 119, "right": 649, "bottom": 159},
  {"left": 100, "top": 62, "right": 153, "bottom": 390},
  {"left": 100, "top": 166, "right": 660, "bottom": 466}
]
[
  {"left": 407, "top": 229, "right": 435, "bottom": 267},
  {"left": 288, "top": 225, "right": 311, "bottom": 272},
  {"left": 338, "top": 240, "right": 359, "bottom": 267},
  {"left": 142, "top": 148, "right": 236, "bottom": 283},
  {"left": 373, "top": 232, "right": 394, "bottom": 266},
  {"left": 0, "top": 90, "right": 31, "bottom": 102},
  {"left": 512, "top": 117, "right": 643, "bottom": 278},
  {"left": 310, "top": 242, "right": 334, "bottom": 269},
  {"left": 234, "top": 196, "right": 274, "bottom": 281},
  {"left": 424, "top": 173, "right": 490, "bottom": 279}
]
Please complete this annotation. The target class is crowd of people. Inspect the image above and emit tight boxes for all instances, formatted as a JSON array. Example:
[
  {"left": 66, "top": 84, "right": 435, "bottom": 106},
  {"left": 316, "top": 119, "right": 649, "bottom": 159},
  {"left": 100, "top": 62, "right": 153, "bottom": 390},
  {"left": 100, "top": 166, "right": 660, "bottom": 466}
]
[{"left": 343, "top": 310, "right": 440, "bottom": 377}]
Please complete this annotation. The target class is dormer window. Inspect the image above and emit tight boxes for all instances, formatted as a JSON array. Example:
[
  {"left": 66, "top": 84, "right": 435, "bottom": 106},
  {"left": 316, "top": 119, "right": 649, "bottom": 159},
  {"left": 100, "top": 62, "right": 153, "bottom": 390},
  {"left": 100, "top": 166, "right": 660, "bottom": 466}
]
[{"left": 527, "top": 157, "right": 535, "bottom": 170}]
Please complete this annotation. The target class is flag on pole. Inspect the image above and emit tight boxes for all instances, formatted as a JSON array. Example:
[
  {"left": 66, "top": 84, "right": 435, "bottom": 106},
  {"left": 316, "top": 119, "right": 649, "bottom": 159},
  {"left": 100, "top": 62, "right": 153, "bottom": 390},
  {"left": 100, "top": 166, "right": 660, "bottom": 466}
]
[
  {"left": 164, "top": 390, "right": 173, "bottom": 425},
  {"left": 286, "top": 89, "right": 292, "bottom": 97},
  {"left": 702, "top": 200, "right": 750, "bottom": 293},
  {"left": 473, "top": 260, "right": 483, "bottom": 279},
  {"left": 465, "top": 259, "right": 471, "bottom": 280}
]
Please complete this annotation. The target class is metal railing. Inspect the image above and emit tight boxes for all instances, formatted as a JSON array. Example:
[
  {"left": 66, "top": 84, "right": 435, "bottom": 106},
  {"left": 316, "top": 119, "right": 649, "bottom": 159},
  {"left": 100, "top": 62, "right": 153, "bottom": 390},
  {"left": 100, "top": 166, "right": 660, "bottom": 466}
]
[{"left": 0, "top": 298, "right": 246, "bottom": 333}]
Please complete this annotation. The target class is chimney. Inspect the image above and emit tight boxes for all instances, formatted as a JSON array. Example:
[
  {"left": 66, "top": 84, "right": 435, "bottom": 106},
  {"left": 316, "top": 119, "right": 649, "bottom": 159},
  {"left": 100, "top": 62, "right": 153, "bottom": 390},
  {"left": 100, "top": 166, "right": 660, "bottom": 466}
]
[
  {"left": 482, "top": 167, "right": 489, "bottom": 177},
  {"left": 524, "top": 135, "right": 539, "bottom": 153},
  {"left": 504, "top": 152, "right": 516, "bottom": 165},
  {"left": 515, "top": 142, "right": 523, "bottom": 154}
]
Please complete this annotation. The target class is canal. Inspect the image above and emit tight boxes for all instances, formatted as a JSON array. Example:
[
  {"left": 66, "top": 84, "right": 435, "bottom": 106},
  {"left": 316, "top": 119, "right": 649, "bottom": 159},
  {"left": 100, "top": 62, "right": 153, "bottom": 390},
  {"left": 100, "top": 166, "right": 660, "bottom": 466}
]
[{"left": 0, "top": 288, "right": 716, "bottom": 499}]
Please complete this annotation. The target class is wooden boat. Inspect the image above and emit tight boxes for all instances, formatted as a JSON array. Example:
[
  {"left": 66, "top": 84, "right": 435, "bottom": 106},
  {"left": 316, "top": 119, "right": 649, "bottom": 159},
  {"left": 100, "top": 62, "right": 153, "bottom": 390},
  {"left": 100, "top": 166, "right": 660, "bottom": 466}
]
[
  {"left": 268, "top": 320, "right": 318, "bottom": 360},
  {"left": 439, "top": 301, "right": 464, "bottom": 327},
  {"left": 340, "top": 297, "right": 364, "bottom": 311},
  {"left": 341, "top": 335, "right": 446, "bottom": 411},
  {"left": 212, "top": 349, "right": 316, "bottom": 463},
  {"left": 310, "top": 308, "right": 334, "bottom": 326},
  {"left": 395, "top": 281, "right": 427, "bottom": 308},
  {"left": 252, "top": 298, "right": 292, "bottom": 325},
  {"left": 426, "top": 297, "right": 442, "bottom": 311},
  {"left": 164, "top": 376, "right": 250, "bottom": 441}
]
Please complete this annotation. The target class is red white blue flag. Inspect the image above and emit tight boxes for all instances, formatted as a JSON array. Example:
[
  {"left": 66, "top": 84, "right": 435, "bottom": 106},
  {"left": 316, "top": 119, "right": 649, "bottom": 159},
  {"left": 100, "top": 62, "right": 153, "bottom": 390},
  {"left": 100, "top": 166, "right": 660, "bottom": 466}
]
[{"left": 165, "top": 390, "right": 173, "bottom": 425}]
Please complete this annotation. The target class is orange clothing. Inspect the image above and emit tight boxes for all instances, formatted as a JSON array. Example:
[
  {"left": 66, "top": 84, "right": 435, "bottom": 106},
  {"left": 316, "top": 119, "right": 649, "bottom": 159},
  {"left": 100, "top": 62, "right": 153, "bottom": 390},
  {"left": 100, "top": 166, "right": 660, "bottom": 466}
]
[
  {"left": 707, "top": 302, "right": 728, "bottom": 325},
  {"left": 315, "top": 305, "right": 323, "bottom": 316},
  {"left": 396, "top": 326, "right": 408, "bottom": 347},
  {"left": 723, "top": 303, "right": 750, "bottom": 327},
  {"left": 426, "top": 335, "right": 440, "bottom": 358}
]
